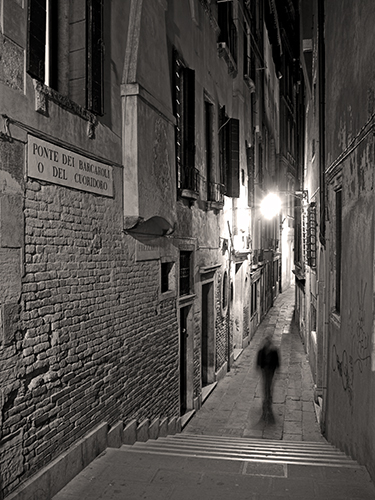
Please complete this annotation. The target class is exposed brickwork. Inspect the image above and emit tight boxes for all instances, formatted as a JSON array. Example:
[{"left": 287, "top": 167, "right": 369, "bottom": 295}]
[
  {"left": 193, "top": 304, "right": 201, "bottom": 399},
  {"left": 215, "top": 272, "right": 228, "bottom": 371},
  {"left": 0, "top": 179, "right": 179, "bottom": 493}
]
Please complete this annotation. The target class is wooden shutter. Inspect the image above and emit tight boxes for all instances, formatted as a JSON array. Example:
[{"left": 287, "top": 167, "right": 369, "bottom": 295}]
[
  {"left": 219, "top": 106, "right": 227, "bottom": 192},
  {"left": 226, "top": 118, "right": 240, "bottom": 198},
  {"left": 246, "top": 144, "right": 254, "bottom": 207},
  {"left": 87, "top": 0, "right": 104, "bottom": 115},
  {"left": 27, "top": 0, "right": 47, "bottom": 82},
  {"left": 184, "top": 67, "right": 195, "bottom": 172}
]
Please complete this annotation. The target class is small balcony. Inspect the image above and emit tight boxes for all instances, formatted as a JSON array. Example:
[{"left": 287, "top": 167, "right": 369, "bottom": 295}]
[{"left": 180, "top": 167, "right": 200, "bottom": 201}]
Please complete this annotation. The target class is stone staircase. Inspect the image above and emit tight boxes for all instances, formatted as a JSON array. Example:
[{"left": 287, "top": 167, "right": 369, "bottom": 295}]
[{"left": 121, "top": 433, "right": 360, "bottom": 468}]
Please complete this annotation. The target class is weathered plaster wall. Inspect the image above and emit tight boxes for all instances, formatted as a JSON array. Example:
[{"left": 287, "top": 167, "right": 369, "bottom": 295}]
[{"left": 325, "top": 0, "right": 375, "bottom": 480}]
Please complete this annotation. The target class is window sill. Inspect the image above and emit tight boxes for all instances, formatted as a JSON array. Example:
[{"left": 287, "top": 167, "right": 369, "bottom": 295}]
[
  {"left": 180, "top": 189, "right": 199, "bottom": 201},
  {"left": 178, "top": 293, "right": 196, "bottom": 306},
  {"left": 32, "top": 79, "right": 98, "bottom": 138},
  {"left": 206, "top": 200, "right": 224, "bottom": 211},
  {"left": 160, "top": 290, "right": 176, "bottom": 301}
]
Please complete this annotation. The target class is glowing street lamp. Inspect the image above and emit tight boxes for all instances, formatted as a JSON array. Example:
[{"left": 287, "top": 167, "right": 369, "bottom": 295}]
[{"left": 260, "top": 192, "right": 282, "bottom": 219}]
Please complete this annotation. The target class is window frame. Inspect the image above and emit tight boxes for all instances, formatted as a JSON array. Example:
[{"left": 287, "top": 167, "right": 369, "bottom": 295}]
[
  {"left": 179, "top": 250, "right": 193, "bottom": 297},
  {"left": 173, "top": 49, "right": 197, "bottom": 196},
  {"left": 335, "top": 188, "right": 342, "bottom": 313},
  {"left": 86, "top": 0, "right": 104, "bottom": 115},
  {"left": 219, "top": 106, "right": 240, "bottom": 198},
  {"left": 27, "top": 0, "right": 104, "bottom": 115},
  {"left": 217, "top": 0, "right": 237, "bottom": 64},
  {"left": 160, "top": 259, "right": 176, "bottom": 298}
]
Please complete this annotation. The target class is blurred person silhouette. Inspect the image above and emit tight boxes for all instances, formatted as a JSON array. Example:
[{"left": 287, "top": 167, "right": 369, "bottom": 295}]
[{"left": 256, "top": 335, "right": 280, "bottom": 422}]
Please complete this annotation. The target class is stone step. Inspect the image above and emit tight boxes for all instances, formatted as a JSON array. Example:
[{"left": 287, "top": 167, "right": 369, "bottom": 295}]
[{"left": 121, "top": 434, "right": 360, "bottom": 468}]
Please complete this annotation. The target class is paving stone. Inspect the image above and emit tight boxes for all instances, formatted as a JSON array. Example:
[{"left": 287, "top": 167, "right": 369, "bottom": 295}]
[
  {"left": 284, "top": 410, "right": 302, "bottom": 422},
  {"left": 283, "top": 420, "right": 303, "bottom": 435}
]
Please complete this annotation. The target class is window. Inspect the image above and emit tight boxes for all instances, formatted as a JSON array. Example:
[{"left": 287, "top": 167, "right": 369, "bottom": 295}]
[
  {"left": 251, "top": 281, "right": 258, "bottom": 316},
  {"left": 222, "top": 270, "right": 228, "bottom": 313},
  {"left": 205, "top": 99, "right": 214, "bottom": 200},
  {"left": 27, "top": 0, "right": 104, "bottom": 114},
  {"left": 219, "top": 106, "right": 240, "bottom": 198},
  {"left": 258, "top": 142, "right": 263, "bottom": 188},
  {"left": 243, "top": 19, "right": 255, "bottom": 91},
  {"left": 86, "top": 0, "right": 104, "bottom": 114},
  {"left": 205, "top": 97, "right": 223, "bottom": 204},
  {"left": 173, "top": 50, "right": 197, "bottom": 195},
  {"left": 179, "top": 251, "right": 192, "bottom": 296},
  {"left": 217, "top": 0, "right": 237, "bottom": 65},
  {"left": 335, "top": 189, "right": 342, "bottom": 312},
  {"left": 246, "top": 142, "right": 254, "bottom": 207},
  {"left": 161, "top": 261, "right": 175, "bottom": 294}
]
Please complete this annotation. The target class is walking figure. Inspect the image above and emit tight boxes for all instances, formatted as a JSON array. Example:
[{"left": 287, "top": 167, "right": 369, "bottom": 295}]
[{"left": 257, "top": 335, "right": 280, "bottom": 421}]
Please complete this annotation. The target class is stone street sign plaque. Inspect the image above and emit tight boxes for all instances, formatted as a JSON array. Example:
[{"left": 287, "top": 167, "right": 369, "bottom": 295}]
[{"left": 27, "top": 135, "right": 114, "bottom": 197}]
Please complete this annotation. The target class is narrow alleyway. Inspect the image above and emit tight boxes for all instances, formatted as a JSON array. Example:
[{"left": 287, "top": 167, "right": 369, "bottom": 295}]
[
  {"left": 183, "top": 285, "right": 324, "bottom": 442},
  {"left": 53, "top": 286, "right": 375, "bottom": 500}
]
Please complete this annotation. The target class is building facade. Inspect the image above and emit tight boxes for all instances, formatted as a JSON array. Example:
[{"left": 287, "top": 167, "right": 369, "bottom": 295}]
[
  {"left": 0, "top": 1, "right": 296, "bottom": 498},
  {"left": 296, "top": 0, "right": 375, "bottom": 483}
]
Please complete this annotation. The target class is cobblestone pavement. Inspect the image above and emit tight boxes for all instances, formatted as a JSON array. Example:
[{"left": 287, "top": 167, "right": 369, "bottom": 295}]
[{"left": 183, "top": 285, "right": 325, "bottom": 442}]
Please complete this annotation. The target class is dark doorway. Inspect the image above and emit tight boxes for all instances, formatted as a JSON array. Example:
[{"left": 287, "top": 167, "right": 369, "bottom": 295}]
[
  {"left": 201, "top": 282, "right": 215, "bottom": 386},
  {"left": 180, "top": 306, "right": 189, "bottom": 414}
]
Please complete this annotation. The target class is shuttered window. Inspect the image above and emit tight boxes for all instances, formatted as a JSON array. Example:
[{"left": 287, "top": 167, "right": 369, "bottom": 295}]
[
  {"left": 218, "top": 110, "right": 240, "bottom": 198},
  {"left": 184, "top": 67, "right": 196, "bottom": 175},
  {"left": 335, "top": 190, "right": 342, "bottom": 312},
  {"left": 246, "top": 143, "right": 255, "bottom": 207},
  {"left": 173, "top": 50, "right": 197, "bottom": 192},
  {"left": 226, "top": 118, "right": 240, "bottom": 198},
  {"left": 219, "top": 106, "right": 228, "bottom": 192}
]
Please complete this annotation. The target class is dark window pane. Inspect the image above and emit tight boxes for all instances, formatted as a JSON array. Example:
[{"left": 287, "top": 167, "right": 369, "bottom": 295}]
[
  {"left": 335, "top": 190, "right": 342, "bottom": 312},
  {"left": 87, "top": 0, "right": 104, "bottom": 115},
  {"left": 180, "top": 251, "right": 191, "bottom": 296},
  {"left": 27, "top": 0, "right": 47, "bottom": 81}
]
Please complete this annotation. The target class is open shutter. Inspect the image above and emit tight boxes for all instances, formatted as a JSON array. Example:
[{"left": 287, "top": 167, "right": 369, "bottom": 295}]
[
  {"left": 27, "top": 0, "right": 46, "bottom": 82},
  {"left": 184, "top": 67, "right": 195, "bottom": 171},
  {"left": 226, "top": 118, "right": 240, "bottom": 198},
  {"left": 87, "top": 0, "right": 104, "bottom": 115},
  {"left": 246, "top": 144, "right": 254, "bottom": 207},
  {"left": 219, "top": 106, "right": 227, "bottom": 192}
]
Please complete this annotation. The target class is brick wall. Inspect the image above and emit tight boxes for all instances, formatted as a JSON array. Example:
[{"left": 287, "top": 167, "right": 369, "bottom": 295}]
[
  {"left": 215, "top": 272, "right": 228, "bottom": 371},
  {"left": 1, "top": 177, "right": 179, "bottom": 494}
]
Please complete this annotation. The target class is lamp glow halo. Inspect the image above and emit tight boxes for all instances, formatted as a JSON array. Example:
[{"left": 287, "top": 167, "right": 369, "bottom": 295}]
[{"left": 260, "top": 193, "right": 282, "bottom": 219}]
